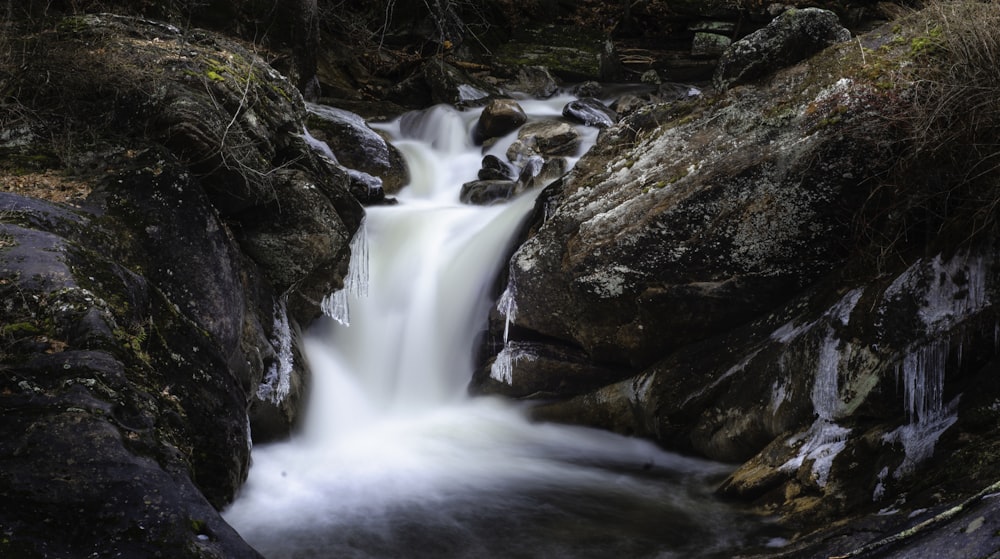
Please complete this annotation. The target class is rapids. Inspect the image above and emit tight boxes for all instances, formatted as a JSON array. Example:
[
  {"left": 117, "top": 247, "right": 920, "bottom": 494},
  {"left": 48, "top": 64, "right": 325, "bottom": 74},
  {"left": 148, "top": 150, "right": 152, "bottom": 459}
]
[{"left": 224, "top": 94, "right": 773, "bottom": 558}]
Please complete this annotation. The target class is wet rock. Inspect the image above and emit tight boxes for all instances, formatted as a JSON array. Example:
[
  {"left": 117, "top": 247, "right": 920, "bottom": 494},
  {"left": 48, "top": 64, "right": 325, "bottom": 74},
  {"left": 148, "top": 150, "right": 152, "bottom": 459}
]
[
  {"left": 305, "top": 103, "right": 410, "bottom": 194},
  {"left": 478, "top": 11, "right": 1000, "bottom": 548},
  {"left": 510, "top": 120, "right": 582, "bottom": 159},
  {"left": 0, "top": 13, "right": 370, "bottom": 557},
  {"left": 1, "top": 190, "right": 263, "bottom": 558},
  {"left": 537, "top": 158, "right": 568, "bottom": 186},
  {"left": 562, "top": 97, "right": 618, "bottom": 129},
  {"left": 503, "top": 65, "right": 560, "bottom": 98},
  {"left": 423, "top": 58, "right": 495, "bottom": 105},
  {"left": 479, "top": 154, "right": 515, "bottom": 181},
  {"left": 473, "top": 341, "right": 631, "bottom": 399},
  {"left": 460, "top": 179, "right": 516, "bottom": 205},
  {"left": 473, "top": 98, "right": 527, "bottom": 144},
  {"left": 714, "top": 7, "right": 851, "bottom": 90}
]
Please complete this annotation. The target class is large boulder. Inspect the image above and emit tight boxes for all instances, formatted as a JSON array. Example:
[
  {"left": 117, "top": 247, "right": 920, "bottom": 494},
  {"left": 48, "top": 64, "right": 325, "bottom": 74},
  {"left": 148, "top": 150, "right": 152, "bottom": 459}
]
[
  {"left": 1, "top": 185, "right": 264, "bottom": 558},
  {"left": 304, "top": 103, "right": 410, "bottom": 195},
  {"left": 473, "top": 98, "right": 528, "bottom": 144},
  {"left": 0, "top": 13, "right": 366, "bottom": 557},
  {"left": 477, "top": 8, "right": 1000, "bottom": 551},
  {"left": 497, "top": 76, "right": 892, "bottom": 368},
  {"left": 714, "top": 8, "right": 851, "bottom": 90},
  {"left": 507, "top": 120, "right": 582, "bottom": 162}
]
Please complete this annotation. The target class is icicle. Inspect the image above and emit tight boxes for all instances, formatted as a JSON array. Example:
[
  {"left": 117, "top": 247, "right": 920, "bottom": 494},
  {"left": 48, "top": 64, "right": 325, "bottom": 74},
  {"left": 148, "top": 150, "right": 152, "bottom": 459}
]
[
  {"left": 321, "top": 290, "right": 351, "bottom": 325},
  {"left": 496, "top": 284, "right": 517, "bottom": 345},
  {"left": 345, "top": 218, "right": 370, "bottom": 299},
  {"left": 490, "top": 346, "right": 515, "bottom": 385},
  {"left": 903, "top": 338, "right": 949, "bottom": 422},
  {"left": 258, "top": 298, "right": 293, "bottom": 404},
  {"left": 489, "top": 342, "right": 536, "bottom": 386},
  {"left": 321, "top": 219, "right": 370, "bottom": 326},
  {"left": 883, "top": 338, "right": 958, "bottom": 478},
  {"left": 245, "top": 415, "right": 254, "bottom": 451}
]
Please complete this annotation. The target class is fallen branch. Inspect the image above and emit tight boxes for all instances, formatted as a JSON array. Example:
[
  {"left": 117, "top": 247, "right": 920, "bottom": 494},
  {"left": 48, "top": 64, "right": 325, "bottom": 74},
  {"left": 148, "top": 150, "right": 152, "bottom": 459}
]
[{"left": 829, "top": 478, "right": 1000, "bottom": 559}]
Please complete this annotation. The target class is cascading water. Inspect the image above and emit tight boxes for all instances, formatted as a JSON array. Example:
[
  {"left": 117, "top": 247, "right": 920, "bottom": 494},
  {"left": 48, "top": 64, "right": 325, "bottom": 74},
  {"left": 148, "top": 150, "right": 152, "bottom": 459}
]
[{"left": 224, "top": 95, "right": 766, "bottom": 558}]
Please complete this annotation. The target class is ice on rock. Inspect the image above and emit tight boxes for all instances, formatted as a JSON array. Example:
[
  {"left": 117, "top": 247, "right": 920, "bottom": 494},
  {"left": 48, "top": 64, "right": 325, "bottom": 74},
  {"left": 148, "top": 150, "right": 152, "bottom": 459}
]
[
  {"left": 883, "top": 338, "right": 958, "bottom": 478},
  {"left": 258, "top": 298, "right": 293, "bottom": 404},
  {"left": 497, "top": 280, "right": 517, "bottom": 345},
  {"left": 300, "top": 124, "right": 385, "bottom": 196},
  {"left": 489, "top": 342, "right": 536, "bottom": 386},
  {"left": 781, "top": 289, "right": 863, "bottom": 487},
  {"left": 876, "top": 252, "right": 985, "bottom": 478},
  {"left": 321, "top": 219, "right": 370, "bottom": 325},
  {"left": 883, "top": 251, "right": 990, "bottom": 335}
]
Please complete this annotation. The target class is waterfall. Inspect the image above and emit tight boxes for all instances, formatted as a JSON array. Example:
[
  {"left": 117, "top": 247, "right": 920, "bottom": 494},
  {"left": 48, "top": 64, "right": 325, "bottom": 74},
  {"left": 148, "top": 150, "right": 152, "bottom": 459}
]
[{"left": 225, "top": 96, "right": 764, "bottom": 558}]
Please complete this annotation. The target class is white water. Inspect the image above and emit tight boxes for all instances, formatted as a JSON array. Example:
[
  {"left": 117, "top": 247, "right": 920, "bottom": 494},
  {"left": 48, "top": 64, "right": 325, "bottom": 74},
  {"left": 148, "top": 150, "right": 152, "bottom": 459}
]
[{"left": 225, "top": 96, "right": 762, "bottom": 558}]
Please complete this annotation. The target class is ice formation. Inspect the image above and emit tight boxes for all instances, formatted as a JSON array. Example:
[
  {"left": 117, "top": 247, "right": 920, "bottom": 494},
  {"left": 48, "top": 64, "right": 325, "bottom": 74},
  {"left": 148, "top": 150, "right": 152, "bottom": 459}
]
[
  {"left": 878, "top": 251, "right": 987, "bottom": 477},
  {"left": 257, "top": 298, "right": 293, "bottom": 404},
  {"left": 489, "top": 342, "right": 536, "bottom": 385},
  {"left": 496, "top": 280, "right": 517, "bottom": 345},
  {"left": 781, "top": 288, "right": 863, "bottom": 487},
  {"left": 883, "top": 339, "right": 958, "bottom": 478},
  {"left": 321, "top": 219, "right": 370, "bottom": 325}
]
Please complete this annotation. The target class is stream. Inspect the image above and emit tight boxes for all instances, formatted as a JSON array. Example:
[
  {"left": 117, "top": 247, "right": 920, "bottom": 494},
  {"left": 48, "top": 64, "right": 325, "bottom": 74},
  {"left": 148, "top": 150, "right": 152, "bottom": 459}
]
[{"left": 223, "top": 93, "right": 778, "bottom": 559}]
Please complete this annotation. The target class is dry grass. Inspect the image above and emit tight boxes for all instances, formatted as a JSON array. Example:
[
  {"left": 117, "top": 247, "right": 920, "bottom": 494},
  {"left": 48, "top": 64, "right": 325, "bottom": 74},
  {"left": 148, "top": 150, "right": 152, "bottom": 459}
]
[
  {"left": 858, "top": 0, "right": 1000, "bottom": 265},
  {"left": 0, "top": 171, "right": 92, "bottom": 204},
  {"left": 906, "top": 0, "right": 1000, "bottom": 233}
]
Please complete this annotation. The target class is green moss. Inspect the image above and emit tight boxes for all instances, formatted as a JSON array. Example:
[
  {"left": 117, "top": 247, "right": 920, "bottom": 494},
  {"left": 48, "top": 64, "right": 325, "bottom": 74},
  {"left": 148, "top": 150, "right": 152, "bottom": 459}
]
[
  {"left": 911, "top": 27, "right": 944, "bottom": 58},
  {"left": 0, "top": 152, "right": 61, "bottom": 174},
  {"left": 205, "top": 70, "right": 225, "bottom": 82},
  {"left": 1, "top": 322, "right": 42, "bottom": 337},
  {"left": 56, "top": 16, "right": 94, "bottom": 34},
  {"left": 189, "top": 518, "right": 208, "bottom": 534}
]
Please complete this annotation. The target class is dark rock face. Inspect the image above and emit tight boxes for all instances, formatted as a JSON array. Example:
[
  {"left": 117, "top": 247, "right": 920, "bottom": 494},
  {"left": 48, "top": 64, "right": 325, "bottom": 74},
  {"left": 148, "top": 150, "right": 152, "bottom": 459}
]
[
  {"left": 478, "top": 154, "right": 516, "bottom": 181},
  {"left": 1, "top": 191, "right": 263, "bottom": 558},
  {"left": 0, "top": 13, "right": 365, "bottom": 557},
  {"left": 476, "top": 13, "right": 1000, "bottom": 549},
  {"left": 714, "top": 8, "right": 852, "bottom": 90},
  {"left": 499, "top": 82, "right": 890, "bottom": 368}
]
